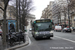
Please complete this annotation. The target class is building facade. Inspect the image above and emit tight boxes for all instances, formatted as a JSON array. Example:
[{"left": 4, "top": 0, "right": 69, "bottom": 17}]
[
  {"left": 52, "top": 0, "right": 69, "bottom": 26},
  {"left": 41, "top": 1, "right": 54, "bottom": 20},
  {"left": 70, "top": 0, "right": 75, "bottom": 27},
  {"left": 0, "top": 2, "right": 16, "bottom": 20},
  {"left": 0, "top": 1, "right": 4, "bottom": 20},
  {"left": 41, "top": 0, "right": 74, "bottom": 27}
]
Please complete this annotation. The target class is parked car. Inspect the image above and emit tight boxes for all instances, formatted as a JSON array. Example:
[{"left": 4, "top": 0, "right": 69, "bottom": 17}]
[
  {"left": 62, "top": 28, "right": 71, "bottom": 32},
  {"left": 54, "top": 26, "right": 62, "bottom": 32},
  {"left": 70, "top": 27, "right": 75, "bottom": 31},
  {"left": 0, "top": 29, "right": 2, "bottom": 36}
]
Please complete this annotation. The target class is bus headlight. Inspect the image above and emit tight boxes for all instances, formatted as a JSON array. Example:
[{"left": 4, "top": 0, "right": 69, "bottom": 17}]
[
  {"left": 50, "top": 30, "right": 54, "bottom": 33},
  {"left": 35, "top": 32, "right": 39, "bottom": 34}
]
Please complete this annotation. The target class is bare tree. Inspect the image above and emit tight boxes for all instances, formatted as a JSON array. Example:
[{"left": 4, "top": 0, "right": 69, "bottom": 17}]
[
  {"left": 69, "top": 0, "right": 75, "bottom": 7},
  {"left": 67, "top": 0, "right": 75, "bottom": 27},
  {"left": 52, "top": 3, "right": 61, "bottom": 25},
  {"left": 17, "top": 0, "right": 34, "bottom": 32},
  {"left": 69, "top": 0, "right": 75, "bottom": 14},
  {"left": 63, "top": 7, "right": 67, "bottom": 27},
  {"left": 0, "top": 0, "right": 11, "bottom": 48},
  {"left": 8, "top": 6, "right": 16, "bottom": 18}
]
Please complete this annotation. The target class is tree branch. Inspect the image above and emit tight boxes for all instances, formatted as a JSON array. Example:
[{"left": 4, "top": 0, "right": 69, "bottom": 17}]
[
  {"left": 0, "top": 7, "right": 4, "bottom": 11},
  {"left": 4, "top": 0, "right": 9, "bottom": 10}
]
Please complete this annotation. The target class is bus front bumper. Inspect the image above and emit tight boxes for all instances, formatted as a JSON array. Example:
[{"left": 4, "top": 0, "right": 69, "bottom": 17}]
[{"left": 34, "top": 33, "right": 53, "bottom": 38}]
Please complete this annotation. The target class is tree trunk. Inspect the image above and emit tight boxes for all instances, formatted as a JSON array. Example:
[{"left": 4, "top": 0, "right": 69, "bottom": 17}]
[
  {"left": 59, "top": 12, "right": 61, "bottom": 25},
  {"left": 2, "top": 9, "right": 7, "bottom": 49},
  {"left": 22, "top": 14, "right": 25, "bottom": 32},
  {"left": 19, "top": 0, "right": 21, "bottom": 30},
  {"left": 64, "top": 11, "right": 66, "bottom": 27},
  {"left": 16, "top": 0, "right": 19, "bottom": 32}
]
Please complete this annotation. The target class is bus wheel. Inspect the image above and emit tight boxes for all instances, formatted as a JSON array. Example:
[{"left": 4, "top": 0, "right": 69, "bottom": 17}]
[
  {"left": 34, "top": 36, "right": 38, "bottom": 40},
  {"left": 32, "top": 35, "right": 34, "bottom": 37},
  {"left": 34, "top": 37, "right": 37, "bottom": 40},
  {"left": 47, "top": 37, "right": 50, "bottom": 39},
  {"left": 50, "top": 37, "right": 53, "bottom": 40}
]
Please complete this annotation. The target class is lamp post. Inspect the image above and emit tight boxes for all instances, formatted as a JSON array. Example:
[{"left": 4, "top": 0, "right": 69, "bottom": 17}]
[{"left": 67, "top": 0, "right": 70, "bottom": 28}]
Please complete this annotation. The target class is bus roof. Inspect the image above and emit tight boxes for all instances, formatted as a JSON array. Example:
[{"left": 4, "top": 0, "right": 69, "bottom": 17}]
[
  {"left": 35, "top": 19, "right": 51, "bottom": 21},
  {"left": 32, "top": 19, "right": 52, "bottom": 23}
]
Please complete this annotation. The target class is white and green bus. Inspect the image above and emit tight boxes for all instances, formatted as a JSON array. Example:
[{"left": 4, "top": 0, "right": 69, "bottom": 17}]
[{"left": 31, "top": 19, "right": 54, "bottom": 39}]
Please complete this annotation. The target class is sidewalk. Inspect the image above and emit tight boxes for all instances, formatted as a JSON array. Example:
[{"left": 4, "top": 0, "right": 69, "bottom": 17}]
[
  {"left": 1, "top": 32, "right": 29, "bottom": 50},
  {"left": 0, "top": 36, "right": 3, "bottom": 50}
]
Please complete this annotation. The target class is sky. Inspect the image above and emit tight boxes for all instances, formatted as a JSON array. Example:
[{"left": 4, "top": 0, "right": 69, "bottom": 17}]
[
  {"left": 31, "top": 0, "right": 54, "bottom": 19},
  {"left": 9, "top": 0, "right": 54, "bottom": 19}
]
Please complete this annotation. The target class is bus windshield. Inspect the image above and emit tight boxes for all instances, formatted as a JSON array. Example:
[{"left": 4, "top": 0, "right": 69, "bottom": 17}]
[{"left": 35, "top": 22, "right": 52, "bottom": 31}]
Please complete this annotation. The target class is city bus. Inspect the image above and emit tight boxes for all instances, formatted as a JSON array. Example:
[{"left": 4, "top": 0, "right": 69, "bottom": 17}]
[{"left": 31, "top": 19, "right": 54, "bottom": 39}]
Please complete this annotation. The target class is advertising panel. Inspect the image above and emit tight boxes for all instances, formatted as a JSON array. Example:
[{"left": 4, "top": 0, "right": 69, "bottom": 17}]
[{"left": 8, "top": 20, "right": 16, "bottom": 33}]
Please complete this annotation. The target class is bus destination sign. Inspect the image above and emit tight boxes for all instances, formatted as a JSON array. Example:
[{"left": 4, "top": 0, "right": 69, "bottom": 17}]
[{"left": 36, "top": 19, "right": 51, "bottom": 23}]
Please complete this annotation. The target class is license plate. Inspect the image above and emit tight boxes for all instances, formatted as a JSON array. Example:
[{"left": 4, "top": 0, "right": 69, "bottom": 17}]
[
  {"left": 43, "top": 36, "right": 47, "bottom": 38},
  {"left": 44, "top": 34, "right": 45, "bottom": 35}
]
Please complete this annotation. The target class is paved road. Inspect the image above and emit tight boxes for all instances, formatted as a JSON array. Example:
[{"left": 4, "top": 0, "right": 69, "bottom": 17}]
[{"left": 16, "top": 32, "right": 75, "bottom": 50}]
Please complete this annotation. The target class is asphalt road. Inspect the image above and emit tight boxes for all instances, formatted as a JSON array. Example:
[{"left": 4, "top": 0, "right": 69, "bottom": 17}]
[{"left": 16, "top": 31, "right": 75, "bottom": 50}]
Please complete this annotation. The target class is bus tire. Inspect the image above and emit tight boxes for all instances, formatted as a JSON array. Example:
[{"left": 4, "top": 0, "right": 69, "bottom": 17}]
[
  {"left": 34, "top": 37, "right": 37, "bottom": 40},
  {"left": 32, "top": 35, "right": 34, "bottom": 37},
  {"left": 50, "top": 37, "right": 53, "bottom": 40},
  {"left": 34, "top": 36, "right": 38, "bottom": 40},
  {"left": 47, "top": 37, "right": 50, "bottom": 39}
]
